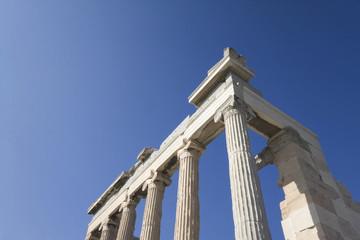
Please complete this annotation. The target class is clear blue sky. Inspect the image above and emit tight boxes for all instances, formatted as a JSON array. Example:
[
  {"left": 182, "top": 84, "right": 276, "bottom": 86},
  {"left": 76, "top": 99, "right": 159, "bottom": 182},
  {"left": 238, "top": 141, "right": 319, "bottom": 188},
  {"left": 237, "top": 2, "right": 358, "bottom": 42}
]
[{"left": 1, "top": 1, "right": 360, "bottom": 239}]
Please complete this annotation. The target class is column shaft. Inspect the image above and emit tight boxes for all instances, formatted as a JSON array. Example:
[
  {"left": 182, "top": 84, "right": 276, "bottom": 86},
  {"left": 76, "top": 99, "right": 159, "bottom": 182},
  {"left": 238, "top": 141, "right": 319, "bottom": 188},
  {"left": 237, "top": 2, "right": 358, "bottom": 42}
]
[
  {"left": 223, "top": 104, "right": 271, "bottom": 240},
  {"left": 100, "top": 224, "right": 116, "bottom": 240},
  {"left": 116, "top": 202, "right": 137, "bottom": 240},
  {"left": 85, "top": 232, "right": 99, "bottom": 240},
  {"left": 140, "top": 174, "right": 170, "bottom": 240},
  {"left": 174, "top": 142, "right": 204, "bottom": 240}
]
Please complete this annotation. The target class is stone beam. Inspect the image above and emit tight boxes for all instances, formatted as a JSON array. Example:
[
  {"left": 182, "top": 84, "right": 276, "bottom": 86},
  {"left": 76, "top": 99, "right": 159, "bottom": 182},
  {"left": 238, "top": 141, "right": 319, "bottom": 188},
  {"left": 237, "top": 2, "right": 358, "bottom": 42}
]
[{"left": 242, "top": 85, "right": 320, "bottom": 151}]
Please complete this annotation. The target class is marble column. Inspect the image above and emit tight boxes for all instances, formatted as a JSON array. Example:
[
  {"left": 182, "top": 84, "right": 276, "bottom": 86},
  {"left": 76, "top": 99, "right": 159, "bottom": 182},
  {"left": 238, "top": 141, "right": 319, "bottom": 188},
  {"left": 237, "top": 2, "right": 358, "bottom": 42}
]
[
  {"left": 174, "top": 140, "right": 205, "bottom": 240},
  {"left": 116, "top": 197, "right": 139, "bottom": 240},
  {"left": 85, "top": 232, "right": 100, "bottom": 240},
  {"left": 140, "top": 171, "right": 171, "bottom": 240},
  {"left": 100, "top": 218, "right": 118, "bottom": 240},
  {"left": 216, "top": 98, "right": 271, "bottom": 240}
]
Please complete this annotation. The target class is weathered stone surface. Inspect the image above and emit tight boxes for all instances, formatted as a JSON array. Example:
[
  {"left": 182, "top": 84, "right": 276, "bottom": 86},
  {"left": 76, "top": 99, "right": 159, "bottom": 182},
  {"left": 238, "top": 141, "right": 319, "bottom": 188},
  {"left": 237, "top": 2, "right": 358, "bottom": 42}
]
[
  {"left": 137, "top": 147, "right": 157, "bottom": 162},
  {"left": 335, "top": 179, "right": 352, "bottom": 199},
  {"left": 85, "top": 232, "right": 100, "bottom": 240},
  {"left": 99, "top": 218, "right": 118, "bottom": 240},
  {"left": 189, "top": 47, "right": 255, "bottom": 107},
  {"left": 295, "top": 223, "right": 344, "bottom": 240},
  {"left": 140, "top": 171, "right": 171, "bottom": 240},
  {"left": 268, "top": 127, "right": 360, "bottom": 239},
  {"left": 116, "top": 197, "right": 139, "bottom": 240},
  {"left": 88, "top": 171, "right": 131, "bottom": 215},
  {"left": 217, "top": 97, "right": 271, "bottom": 240},
  {"left": 174, "top": 140, "right": 205, "bottom": 240},
  {"left": 84, "top": 48, "right": 360, "bottom": 240},
  {"left": 338, "top": 217, "right": 359, "bottom": 240}
]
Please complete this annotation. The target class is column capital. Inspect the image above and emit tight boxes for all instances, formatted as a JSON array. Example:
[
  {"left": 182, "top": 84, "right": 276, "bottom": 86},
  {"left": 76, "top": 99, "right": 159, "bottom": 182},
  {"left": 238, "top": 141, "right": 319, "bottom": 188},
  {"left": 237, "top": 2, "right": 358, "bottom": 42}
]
[
  {"left": 100, "top": 217, "right": 118, "bottom": 231},
  {"left": 214, "top": 95, "right": 255, "bottom": 123},
  {"left": 117, "top": 194, "right": 138, "bottom": 240},
  {"left": 119, "top": 194, "right": 139, "bottom": 212},
  {"left": 177, "top": 139, "right": 206, "bottom": 159},
  {"left": 140, "top": 171, "right": 168, "bottom": 240},
  {"left": 142, "top": 170, "right": 172, "bottom": 191}
]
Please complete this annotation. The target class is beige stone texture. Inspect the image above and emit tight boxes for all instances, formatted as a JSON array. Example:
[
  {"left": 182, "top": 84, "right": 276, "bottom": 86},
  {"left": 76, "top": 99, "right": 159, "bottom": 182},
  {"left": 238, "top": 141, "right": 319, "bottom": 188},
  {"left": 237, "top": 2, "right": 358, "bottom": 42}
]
[
  {"left": 295, "top": 223, "right": 344, "bottom": 240},
  {"left": 84, "top": 48, "right": 360, "bottom": 240},
  {"left": 269, "top": 128, "right": 360, "bottom": 239},
  {"left": 281, "top": 218, "right": 296, "bottom": 240},
  {"left": 116, "top": 198, "right": 138, "bottom": 240},
  {"left": 139, "top": 172, "right": 171, "bottom": 240},
  {"left": 219, "top": 98, "right": 271, "bottom": 240},
  {"left": 174, "top": 141, "right": 204, "bottom": 240},
  {"left": 99, "top": 218, "right": 118, "bottom": 240},
  {"left": 85, "top": 232, "right": 100, "bottom": 240}
]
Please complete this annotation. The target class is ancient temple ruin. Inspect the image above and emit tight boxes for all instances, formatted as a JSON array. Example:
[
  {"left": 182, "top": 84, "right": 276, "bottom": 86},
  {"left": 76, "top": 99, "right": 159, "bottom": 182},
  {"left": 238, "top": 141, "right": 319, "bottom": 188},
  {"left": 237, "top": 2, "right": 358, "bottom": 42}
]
[{"left": 84, "top": 48, "right": 360, "bottom": 240}]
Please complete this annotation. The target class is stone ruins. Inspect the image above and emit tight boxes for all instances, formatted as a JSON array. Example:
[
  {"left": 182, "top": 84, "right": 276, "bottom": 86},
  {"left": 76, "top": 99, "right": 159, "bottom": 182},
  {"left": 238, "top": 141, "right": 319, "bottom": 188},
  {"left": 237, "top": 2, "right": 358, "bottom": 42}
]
[{"left": 84, "top": 48, "right": 360, "bottom": 240}]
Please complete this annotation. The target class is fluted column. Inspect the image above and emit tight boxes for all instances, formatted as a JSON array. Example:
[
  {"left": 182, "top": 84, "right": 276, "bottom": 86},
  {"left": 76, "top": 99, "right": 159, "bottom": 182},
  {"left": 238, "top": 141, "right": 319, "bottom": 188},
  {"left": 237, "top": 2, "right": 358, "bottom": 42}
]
[
  {"left": 100, "top": 218, "right": 118, "bottom": 240},
  {"left": 140, "top": 171, "right": 171, "bottom": 240},
  {"left": 85, "top": 232, "right": 100, "bottom": 240},
  {"left": 216, "top": 98, "right": 271, "bottom": 240},
  {"left": 174, "top": 140, "right": 205, "bottom": 240},
  {"left": 116, "top": 197, "right": 139, "bottom": 240}
]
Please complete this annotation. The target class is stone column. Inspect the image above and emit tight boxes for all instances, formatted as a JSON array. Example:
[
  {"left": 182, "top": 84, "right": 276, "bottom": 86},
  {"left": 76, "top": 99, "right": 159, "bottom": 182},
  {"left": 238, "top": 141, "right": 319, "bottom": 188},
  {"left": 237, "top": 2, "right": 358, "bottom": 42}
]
[
  {"left": 174, "top": 140, "right": 205, "bottom": 240},
  {"left": 116, "top": 197, "right": 139, "bottom": 240},
  {"left": 140, "top": 171, "right": 171, "bottom": 240},
  {"left": 85, "top": 232, "right": 100, "bottom": 240},
  {"left": 215, "top": 98, "right": 271, "bottom": 240},
  {"left": 100, "top": 218, "right": 118, "bottom": 240}
]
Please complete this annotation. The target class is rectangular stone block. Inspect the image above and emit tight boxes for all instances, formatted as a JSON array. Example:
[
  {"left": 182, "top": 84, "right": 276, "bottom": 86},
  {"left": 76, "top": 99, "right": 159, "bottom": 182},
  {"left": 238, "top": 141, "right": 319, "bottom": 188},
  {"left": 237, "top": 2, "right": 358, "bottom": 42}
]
[
  {"left": 273, "top": 143, "right": 310, "bottom": 166},
  {"left": 282, "top": 189, "right": 336, "bottom": 219},
  {"left": 281, "top": 218, "right": 296, "bottom": 240},
  {"left": 288, "top": 205, "right": 316, "bottom": 233},
  {"left": 295, "top": 223, "right": 344, "bottom": 240},
  {"left": 338, "top": 217, "right": 359, "bottom": 240}
]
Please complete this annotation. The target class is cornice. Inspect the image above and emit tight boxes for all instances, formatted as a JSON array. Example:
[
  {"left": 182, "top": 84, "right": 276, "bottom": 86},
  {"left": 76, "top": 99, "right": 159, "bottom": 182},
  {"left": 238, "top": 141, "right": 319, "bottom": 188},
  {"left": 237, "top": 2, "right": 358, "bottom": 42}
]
[
  {"left": 87, "top": 171, "right": 130, "bottom": 215},
  {"left": 137, "top": 147, "right": 157, "bottom": 162},
  {"left": 189, "top": 47, "right": 255, "bottom": 108}
]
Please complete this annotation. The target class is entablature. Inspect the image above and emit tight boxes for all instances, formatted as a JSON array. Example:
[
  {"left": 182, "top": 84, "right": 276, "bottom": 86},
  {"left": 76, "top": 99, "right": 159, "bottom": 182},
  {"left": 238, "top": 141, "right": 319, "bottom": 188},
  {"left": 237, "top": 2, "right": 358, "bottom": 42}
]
[
  {"left": 88, "top": 171, "right": 130, "bottom": 215},
  {"left": 189, "top": 47, "right": 255, "bottom": 108}
]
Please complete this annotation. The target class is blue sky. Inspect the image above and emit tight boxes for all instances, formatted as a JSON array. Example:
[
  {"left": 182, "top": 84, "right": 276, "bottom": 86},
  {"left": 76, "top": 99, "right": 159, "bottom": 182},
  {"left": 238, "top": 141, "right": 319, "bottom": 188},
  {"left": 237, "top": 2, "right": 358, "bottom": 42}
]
[{"left": 1, "top": 0, "right": 360, "bottom": 239}]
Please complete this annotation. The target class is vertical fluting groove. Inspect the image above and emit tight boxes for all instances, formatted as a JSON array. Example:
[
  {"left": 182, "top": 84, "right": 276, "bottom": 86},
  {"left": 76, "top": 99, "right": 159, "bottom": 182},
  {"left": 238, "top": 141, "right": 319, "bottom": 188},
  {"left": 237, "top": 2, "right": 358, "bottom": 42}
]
[
  {"left": 140, "top": 179, "right": 167, "bottom": 240},
  {"left": 224, "top": 106, "right": 271, "bottom": 240},
  {"left": 85, "top": 233, "right": 99, "bottom": 240},
  {"left": 100, "top": 229, "right": 110, "bottom": 240},
  {"left": 99, "top": 218, "right": 119, "bottom": 240},
  {"left": 174, "top": 149, "right": 201, "bottom": 240},
  {"left": 116, "top": 204, "right": 137, "bottom": 240},
  {"left": 100, "top": 225, "right": 116, "bottom": 240}
]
